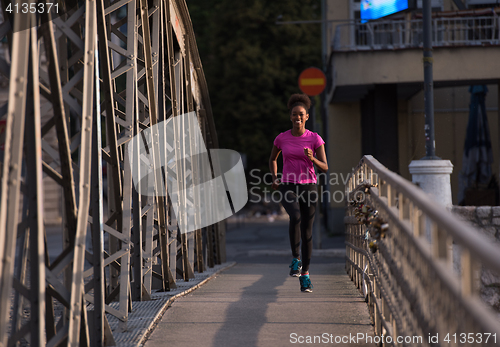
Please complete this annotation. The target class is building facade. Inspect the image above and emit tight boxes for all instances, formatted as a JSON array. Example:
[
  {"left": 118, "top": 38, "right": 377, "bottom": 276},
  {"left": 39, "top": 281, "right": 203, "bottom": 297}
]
[{"left": 325, "top": 0, "right": 500, "bottom": 232}]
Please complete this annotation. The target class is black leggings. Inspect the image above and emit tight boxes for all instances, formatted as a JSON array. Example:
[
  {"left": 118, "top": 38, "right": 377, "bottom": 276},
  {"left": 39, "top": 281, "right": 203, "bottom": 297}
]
[{"left": 279, "top": 183, "right": 318, "bottom": 272}]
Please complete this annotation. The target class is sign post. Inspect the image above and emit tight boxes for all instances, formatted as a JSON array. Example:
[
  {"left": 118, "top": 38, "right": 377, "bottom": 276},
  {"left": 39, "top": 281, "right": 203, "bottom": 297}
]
[{"left": 298, "top": 67, "right": 327, "bottom": 249}]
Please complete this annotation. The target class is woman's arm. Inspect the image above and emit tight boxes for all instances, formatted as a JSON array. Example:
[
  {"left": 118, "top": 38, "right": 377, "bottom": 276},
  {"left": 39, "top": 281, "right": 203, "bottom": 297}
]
[
  {"left": 304, "top": 144, "right": 328, "bottom": 173},
  {"left": 269, "top": 145, "right": 281, "bottom": 190}
]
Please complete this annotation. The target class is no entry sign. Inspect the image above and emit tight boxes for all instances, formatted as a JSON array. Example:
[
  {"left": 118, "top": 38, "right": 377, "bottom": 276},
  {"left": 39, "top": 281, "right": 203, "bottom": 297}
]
[{"left": 298, "top": 67, "right": 326, "bottom": 96}]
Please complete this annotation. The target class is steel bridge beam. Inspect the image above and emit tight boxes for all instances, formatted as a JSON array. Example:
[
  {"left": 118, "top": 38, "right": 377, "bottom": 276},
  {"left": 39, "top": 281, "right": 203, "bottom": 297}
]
[{"left": 0, "top": 0, "right": 224, "bottom": 345}]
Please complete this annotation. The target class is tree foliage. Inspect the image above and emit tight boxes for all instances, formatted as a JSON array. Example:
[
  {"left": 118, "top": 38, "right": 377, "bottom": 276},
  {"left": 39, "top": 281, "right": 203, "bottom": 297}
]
[{"left": 187, "top": 0, "right": 322, "bottom": 176}]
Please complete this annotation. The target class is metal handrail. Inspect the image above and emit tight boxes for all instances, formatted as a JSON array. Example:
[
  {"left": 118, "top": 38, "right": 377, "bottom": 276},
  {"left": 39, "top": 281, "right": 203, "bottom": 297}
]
[
  {"left": 332, "top": 15, "right": 500, "bottom": 51},
  {"left": 345, "top": 155, "right": 500, "bottom": 346},
  {"left": 359, "top": 156, "right": 500, "bottom": 271}
]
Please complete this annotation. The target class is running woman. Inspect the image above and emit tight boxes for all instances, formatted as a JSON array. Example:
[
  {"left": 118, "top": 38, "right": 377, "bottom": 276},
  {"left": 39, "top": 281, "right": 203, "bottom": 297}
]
[{"left": 269, "top": 94, "right": 328, "bottom": 292}]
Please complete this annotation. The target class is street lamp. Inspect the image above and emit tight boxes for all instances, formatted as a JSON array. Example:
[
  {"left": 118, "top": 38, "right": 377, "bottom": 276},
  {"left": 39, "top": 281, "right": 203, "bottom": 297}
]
[
  {"left": 409, "top": 0, "right": 453, "bottom": 209},
  {"left": 422, "top": 0, "right": 439, "bottom": 159}
]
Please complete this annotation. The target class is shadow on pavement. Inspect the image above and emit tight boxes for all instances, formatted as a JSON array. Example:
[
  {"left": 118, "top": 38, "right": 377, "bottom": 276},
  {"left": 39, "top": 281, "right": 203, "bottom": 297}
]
[{"left": 211, "top": 264, "right": 287, "bottom": 347}]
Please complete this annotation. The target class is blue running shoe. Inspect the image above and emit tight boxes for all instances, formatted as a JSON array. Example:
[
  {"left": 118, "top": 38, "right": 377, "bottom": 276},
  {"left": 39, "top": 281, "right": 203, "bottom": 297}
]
[
  {"left": 299, "top": 274, "right": 313, "bottom": 292},
  {"left": 289, "top": 258, "right": 302, "bottom": 277}
]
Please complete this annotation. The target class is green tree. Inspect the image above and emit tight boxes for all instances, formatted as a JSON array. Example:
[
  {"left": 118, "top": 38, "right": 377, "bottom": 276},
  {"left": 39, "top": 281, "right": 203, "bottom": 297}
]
[{"left": 187, "top": 0, "right": 322, "bottom": 178}]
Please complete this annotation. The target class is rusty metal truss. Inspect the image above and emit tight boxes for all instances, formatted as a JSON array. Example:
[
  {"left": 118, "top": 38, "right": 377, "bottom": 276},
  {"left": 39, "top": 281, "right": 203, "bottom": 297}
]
[{"left": 0, "top": 0, "right": 225, "bottom": 346}]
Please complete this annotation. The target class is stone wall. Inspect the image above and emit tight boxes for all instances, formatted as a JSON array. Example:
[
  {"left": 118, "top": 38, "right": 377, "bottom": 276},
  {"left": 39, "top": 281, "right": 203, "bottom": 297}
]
[{"left": 451, "top": 206, "right": 500, "bottom": 315}]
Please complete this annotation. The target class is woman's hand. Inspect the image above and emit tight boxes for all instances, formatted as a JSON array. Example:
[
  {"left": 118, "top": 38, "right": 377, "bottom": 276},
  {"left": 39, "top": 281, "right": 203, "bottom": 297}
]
[
  {"left": 303, "top": 145, "right": 328, "bottom": 173},
  {"left": 303, "top": 147, "right": 313, "bottom": 161},
  {"left": 272, "top": 178, "right": 280, "bottom": 190}
]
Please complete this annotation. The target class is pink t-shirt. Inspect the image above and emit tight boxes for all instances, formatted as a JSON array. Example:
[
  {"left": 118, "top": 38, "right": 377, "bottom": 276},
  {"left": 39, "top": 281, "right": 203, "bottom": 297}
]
[{"left": 273, "top": 129, "right": 325, "bottom": 184}]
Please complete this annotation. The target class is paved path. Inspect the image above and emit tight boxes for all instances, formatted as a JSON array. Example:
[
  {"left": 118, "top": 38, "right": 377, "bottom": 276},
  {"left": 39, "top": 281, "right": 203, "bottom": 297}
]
[{"left": 145, "top": 220, "right": 375, "bottom": 347}]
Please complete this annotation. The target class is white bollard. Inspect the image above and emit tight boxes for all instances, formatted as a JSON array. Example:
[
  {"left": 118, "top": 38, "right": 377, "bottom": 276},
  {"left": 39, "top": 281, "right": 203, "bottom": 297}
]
[{"left": 408, "top": 159, "right": 454, "bottom": 208}]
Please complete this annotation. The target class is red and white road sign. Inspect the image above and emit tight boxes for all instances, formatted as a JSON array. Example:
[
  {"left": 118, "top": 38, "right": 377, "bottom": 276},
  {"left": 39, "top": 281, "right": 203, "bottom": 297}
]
[{"left": 298, "top": 67, "right": 326, "bottom": 96}]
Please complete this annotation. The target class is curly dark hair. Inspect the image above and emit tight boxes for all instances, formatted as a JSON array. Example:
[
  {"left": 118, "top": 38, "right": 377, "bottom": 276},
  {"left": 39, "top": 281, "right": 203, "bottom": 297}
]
[{"left": 287, "top": 93, "right": 311, "bottom": 111}]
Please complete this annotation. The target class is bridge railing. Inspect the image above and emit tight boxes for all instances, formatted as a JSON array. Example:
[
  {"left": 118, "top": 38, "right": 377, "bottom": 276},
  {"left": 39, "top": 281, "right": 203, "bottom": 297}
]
[
  {"left": 332, "top": 14, "right": 500, "bottom": 51},
  {"left": 345, "top": 155, "right": 500, "bottom": 346}
]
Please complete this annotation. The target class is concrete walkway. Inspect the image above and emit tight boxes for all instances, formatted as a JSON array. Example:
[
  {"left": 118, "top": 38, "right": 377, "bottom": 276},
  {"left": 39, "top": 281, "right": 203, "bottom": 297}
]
[{"left": 145, "top": 220, "right": 375, "bottom": 347}]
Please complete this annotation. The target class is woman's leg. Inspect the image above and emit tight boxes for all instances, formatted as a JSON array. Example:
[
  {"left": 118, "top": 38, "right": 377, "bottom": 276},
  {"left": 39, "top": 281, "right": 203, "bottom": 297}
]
[
  {"left": 279, "top": 184, "right": 301, "bottom": 259},
  {"left": 298, "top": 184, "right": 317, "bottom": 273}
]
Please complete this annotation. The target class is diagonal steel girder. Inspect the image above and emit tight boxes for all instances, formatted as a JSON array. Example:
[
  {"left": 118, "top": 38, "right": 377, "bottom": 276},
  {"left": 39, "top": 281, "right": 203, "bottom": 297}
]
[{"left": 0, "top": 0, "right": 225, "bottom": 345}]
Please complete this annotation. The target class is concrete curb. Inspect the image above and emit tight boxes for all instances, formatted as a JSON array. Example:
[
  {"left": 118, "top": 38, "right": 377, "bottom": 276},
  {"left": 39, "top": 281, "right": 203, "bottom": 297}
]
[{"left": 107, "top": 261, "right": 237, "bottom": 347}]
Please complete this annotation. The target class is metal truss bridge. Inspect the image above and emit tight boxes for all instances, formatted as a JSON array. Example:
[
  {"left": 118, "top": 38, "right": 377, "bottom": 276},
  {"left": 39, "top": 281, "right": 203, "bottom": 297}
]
[
  {"left": 2, "top": 0, "right": 500, "bottom": 346},
  {"left": 0, "top": 0, "right": 227, "bottom": 345}
]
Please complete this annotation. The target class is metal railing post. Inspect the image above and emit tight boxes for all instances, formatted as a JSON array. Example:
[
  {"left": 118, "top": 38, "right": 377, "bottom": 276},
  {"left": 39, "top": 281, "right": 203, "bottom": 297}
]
[{"left": 345, "top": 155, "right": 500, "bottom": 344}]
